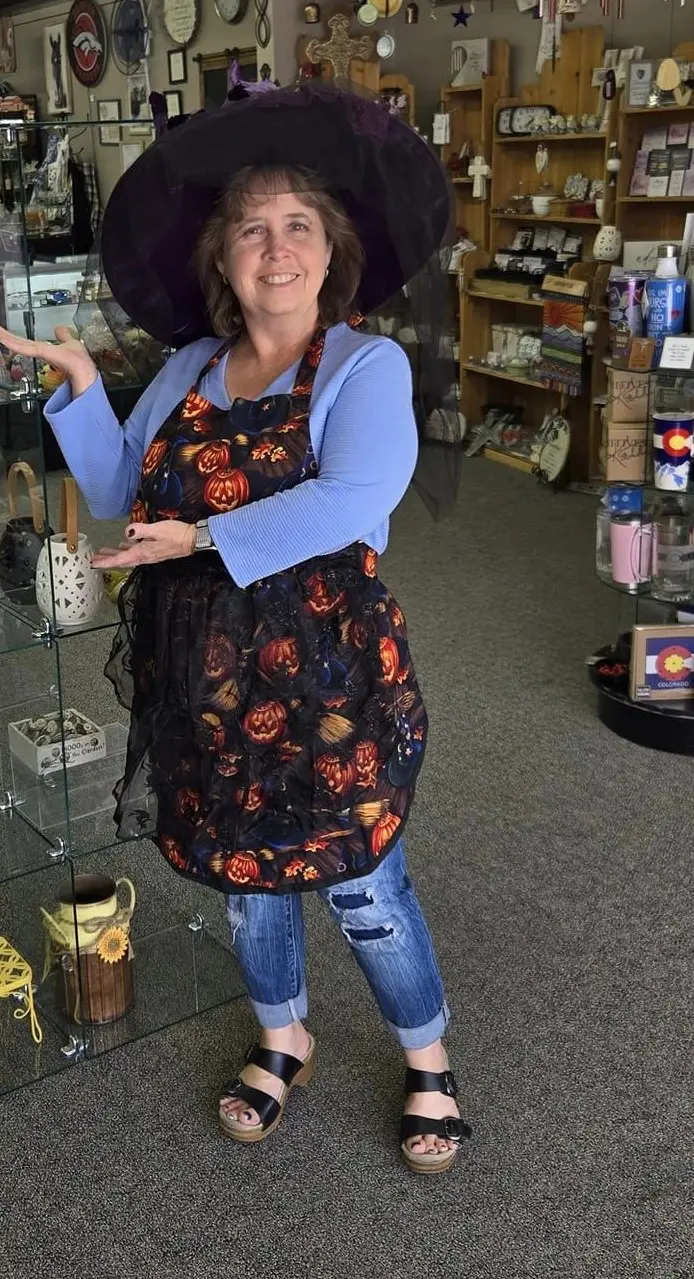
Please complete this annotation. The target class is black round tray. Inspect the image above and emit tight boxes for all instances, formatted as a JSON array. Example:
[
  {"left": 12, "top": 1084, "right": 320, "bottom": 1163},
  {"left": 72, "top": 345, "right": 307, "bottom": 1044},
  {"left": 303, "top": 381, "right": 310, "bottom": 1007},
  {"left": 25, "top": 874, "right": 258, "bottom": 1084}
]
[{"left": 588, "top": 639, "right": 694, "bottom": 755}]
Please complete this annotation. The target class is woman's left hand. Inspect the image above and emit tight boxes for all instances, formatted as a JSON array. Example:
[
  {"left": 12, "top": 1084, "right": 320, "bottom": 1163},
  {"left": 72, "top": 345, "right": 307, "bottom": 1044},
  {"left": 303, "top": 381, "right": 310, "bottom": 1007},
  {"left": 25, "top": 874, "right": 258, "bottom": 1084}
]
[{"left": 92, "top": 520, "right": 196, "bottom": 569}]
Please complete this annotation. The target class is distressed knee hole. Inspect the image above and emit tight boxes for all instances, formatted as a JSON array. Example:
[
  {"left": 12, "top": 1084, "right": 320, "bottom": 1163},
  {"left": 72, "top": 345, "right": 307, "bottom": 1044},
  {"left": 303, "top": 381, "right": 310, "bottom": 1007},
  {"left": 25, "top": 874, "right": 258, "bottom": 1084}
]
[
  {"left": 343, "top": 924, "right": 394, "bottom": 943},
  {"left": 330, "top": 890, "right": 373, "bottom": 910},
  {"left": 226, "top": 903, "right": 244, "bottom": 944}
]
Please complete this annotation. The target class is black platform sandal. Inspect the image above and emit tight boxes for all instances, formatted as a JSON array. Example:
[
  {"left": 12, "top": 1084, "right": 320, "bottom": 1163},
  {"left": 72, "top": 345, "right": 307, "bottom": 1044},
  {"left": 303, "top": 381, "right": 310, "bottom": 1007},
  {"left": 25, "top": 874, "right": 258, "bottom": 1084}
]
[
  {"left": 219, "top": 1036, "right": 316, "bottom": 1144},
  {"left": 400, "top": 1067, "right": 472, "bottom": 1174}
]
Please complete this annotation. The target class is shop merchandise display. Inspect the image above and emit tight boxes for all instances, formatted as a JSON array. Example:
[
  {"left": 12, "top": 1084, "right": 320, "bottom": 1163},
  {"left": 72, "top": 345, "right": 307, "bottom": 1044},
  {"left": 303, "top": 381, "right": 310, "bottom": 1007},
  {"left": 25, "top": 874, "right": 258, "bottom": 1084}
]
[
  {"left": 0, "top": 935, "right": 42, "bottom": 1044},
  {"left": 41, "top": 874, "right": 136, "bottom": 1025},
  {"left": 35, "top": 476, "right": 103, "bottom": 627},
  {"left": 0, "top": 462, "right": 52, "bottom": 606},
  {"left": 0, "top": 111, "right": 243, "bottom": 1097}
]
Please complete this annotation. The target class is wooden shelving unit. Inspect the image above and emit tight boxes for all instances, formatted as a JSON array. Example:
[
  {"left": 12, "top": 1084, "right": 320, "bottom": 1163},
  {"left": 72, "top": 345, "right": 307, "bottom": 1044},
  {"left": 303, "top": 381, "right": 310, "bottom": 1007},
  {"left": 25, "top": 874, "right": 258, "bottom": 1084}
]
[
  {"left": 456, "top": 25, "right": 613, "bottom": 482},
  {"left": 439, "top": 40, "right": 510, "bottom": 252}
]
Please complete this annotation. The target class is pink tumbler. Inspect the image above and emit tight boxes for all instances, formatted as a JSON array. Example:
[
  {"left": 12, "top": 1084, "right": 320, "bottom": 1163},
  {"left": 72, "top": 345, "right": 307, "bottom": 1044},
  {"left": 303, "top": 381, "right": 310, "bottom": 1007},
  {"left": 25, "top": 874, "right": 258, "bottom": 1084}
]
[{"left": 610, "top": 516, "right": 654, "bottom": 590}]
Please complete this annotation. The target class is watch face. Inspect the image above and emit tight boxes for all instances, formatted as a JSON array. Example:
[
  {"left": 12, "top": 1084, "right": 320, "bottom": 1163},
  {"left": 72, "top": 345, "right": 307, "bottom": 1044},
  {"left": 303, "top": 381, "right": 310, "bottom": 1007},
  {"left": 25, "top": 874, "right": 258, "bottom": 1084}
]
[
  {"left": 163, "top": 0, "right": 199, "bottom": 46},
  {"left": 214, "top": 0, "right": 247, "bottom": 21}
]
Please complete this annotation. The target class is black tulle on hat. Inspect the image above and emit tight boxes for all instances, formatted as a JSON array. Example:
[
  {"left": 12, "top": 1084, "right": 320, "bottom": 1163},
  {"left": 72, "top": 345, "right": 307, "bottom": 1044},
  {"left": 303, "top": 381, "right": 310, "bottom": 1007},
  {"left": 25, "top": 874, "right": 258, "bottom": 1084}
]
[{"left": 101, "top": 81, "right": 451, "bottom": 349}]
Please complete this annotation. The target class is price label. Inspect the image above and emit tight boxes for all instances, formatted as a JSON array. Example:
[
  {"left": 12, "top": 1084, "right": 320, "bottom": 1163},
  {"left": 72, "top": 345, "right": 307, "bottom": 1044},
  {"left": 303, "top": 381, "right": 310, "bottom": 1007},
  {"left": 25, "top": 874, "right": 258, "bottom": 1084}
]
[{"left": 660, "top": 336, "right": 694, "bottom": 372}]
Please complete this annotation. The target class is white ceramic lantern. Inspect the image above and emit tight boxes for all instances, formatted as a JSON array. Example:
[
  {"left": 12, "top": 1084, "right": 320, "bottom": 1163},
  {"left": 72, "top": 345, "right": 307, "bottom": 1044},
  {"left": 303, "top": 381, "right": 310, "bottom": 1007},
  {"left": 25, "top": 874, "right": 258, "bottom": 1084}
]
[
  {"left": 594, "top": 225, "right": 623, "bottom": 263},
  {"left": 35, "top": 477, "right": 103, "bottom": 627}
]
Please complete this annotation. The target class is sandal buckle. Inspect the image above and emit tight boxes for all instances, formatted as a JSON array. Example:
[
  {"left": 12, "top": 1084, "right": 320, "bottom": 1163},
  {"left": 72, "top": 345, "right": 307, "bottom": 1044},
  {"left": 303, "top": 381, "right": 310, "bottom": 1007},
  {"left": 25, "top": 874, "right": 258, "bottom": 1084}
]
[
  {"left": 442, "top": 1071, "right": 458, "bottom": 1099},
  {"left": 443, "top": 1117, "right": 463, "bottom": 1143}
]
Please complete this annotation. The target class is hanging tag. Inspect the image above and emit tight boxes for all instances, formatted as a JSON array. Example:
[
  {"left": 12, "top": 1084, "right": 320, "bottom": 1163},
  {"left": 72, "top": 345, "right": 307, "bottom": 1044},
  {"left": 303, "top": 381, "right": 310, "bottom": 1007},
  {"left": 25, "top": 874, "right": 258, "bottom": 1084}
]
[{"left": 433, "top": 112, "right": 451, "bottom": 145}]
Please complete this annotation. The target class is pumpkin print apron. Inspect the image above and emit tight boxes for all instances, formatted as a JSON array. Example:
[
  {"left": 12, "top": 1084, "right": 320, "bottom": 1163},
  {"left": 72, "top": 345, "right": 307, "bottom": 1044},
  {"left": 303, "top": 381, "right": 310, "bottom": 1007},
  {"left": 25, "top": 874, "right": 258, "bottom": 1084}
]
[{"left": 106, "top": 320, "right": 428, "bottom": 894}]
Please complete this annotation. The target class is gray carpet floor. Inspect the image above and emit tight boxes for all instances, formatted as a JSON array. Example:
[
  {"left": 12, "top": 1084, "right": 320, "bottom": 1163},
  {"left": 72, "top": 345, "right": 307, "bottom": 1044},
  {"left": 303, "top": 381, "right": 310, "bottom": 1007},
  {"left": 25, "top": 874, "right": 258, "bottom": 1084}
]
[{"left": 1, "top": 460, "right": 693, "bottom": 1279}]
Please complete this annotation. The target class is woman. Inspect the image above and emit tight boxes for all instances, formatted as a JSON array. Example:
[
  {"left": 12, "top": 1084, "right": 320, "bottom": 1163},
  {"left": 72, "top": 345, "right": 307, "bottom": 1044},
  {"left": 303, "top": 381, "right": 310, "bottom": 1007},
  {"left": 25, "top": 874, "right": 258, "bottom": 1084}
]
[{"left": 0, "top": 84, "right": 468, "bottom": 1173}]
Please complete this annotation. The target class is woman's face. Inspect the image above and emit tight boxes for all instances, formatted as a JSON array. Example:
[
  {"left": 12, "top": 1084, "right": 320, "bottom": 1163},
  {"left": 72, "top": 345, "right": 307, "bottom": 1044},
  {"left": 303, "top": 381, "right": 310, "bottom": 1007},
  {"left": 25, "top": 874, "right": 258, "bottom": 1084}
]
[{"left": 218, "top": 187, "right": 332, "bottom": 325}]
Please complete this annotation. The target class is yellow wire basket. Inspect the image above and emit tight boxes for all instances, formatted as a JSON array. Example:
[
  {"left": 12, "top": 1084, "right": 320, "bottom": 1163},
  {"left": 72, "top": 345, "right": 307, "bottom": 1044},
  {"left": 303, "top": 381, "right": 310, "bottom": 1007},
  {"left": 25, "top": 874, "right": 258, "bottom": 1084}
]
[{"left": 0, "top": 935, "right": 43, "bottom": 1045}]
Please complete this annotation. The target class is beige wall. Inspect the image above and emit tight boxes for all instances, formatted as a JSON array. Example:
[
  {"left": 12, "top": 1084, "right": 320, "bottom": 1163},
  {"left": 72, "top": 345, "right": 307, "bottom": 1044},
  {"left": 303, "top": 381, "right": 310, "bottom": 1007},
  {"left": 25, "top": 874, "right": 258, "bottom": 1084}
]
[
  {"left": 10, "top": 0, "right": 258, "bottom": 201},
  {"left": 361, "top": 0, "right": 694, "bottom": 131},
  {"left": 261, "top": 0, "right": 694, "bottom": 133},
  {"left": 7, "top": 0, "right": 694, "bottom": 202}
]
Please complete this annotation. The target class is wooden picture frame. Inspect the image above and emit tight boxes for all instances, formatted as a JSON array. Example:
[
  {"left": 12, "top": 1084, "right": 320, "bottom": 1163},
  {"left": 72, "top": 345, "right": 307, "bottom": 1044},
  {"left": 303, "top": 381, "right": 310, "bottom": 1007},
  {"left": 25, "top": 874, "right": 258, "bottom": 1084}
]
[
  {"left": 195, "top": 46, "right": 257, "bottom": 110},
  {"left": 168, "top": 48, "right": 187, "bottom": 84},
  {"left": 630, "top": 624, "right": 694, "bottom": 702},
  {"left": 164, "top": 90, "right": 183, "bottom": 119},
  {"left": 98, "top": 98, "right": 121, "bottom": 146}
]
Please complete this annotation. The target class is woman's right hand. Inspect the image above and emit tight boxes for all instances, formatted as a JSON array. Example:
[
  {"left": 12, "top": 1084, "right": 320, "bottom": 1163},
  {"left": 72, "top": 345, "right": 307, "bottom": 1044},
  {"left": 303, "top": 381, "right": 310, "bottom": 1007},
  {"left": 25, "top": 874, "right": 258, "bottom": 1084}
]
[{"left": 0, "top": 323, "right": 99, "bottom": 397}]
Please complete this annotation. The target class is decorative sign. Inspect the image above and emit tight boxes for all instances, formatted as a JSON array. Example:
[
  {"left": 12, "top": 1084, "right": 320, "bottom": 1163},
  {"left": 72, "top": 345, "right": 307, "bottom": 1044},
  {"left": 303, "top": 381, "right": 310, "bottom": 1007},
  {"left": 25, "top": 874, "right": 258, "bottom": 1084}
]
[
  {"left": 44, "top": 23, "right": 73, "bottom": 114},
  {"left": 627, "top": 338, "right": 656, "bottom": 372},
  {"left": 451, "top": 38, "right": 489, "bottom": 88},
  {"left": 67, "top": 0, "right": 108, "bottom": 87},
  {"left": 660, "top": 336, "right": 694, "bottom": 373},
  {"left": 162, "top": 0, "right": 199, "bottom": 46}
]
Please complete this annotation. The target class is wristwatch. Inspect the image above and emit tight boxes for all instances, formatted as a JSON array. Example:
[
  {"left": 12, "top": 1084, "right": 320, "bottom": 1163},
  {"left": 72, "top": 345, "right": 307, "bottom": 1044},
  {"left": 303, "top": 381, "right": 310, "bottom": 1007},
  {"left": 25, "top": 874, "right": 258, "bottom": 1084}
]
[{"left": 194, "top": 519, "right": 215, "bottom": 552}]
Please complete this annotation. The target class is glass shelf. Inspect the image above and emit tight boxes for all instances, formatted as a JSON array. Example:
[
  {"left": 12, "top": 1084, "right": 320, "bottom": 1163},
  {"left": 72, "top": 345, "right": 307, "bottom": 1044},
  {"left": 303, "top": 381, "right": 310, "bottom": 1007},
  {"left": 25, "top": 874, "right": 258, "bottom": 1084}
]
[
  {"left": 0, "top": 592, "right": 120, "bottom": 655},
  {"left": 0, "top": 967, "right": 87, "bottom": 1097},
  {"left": 0, "top": 601, "right": 44, "bottom": 656},
  {"left": 81, "top": 923, "right": 244, "bottom": 1061}
]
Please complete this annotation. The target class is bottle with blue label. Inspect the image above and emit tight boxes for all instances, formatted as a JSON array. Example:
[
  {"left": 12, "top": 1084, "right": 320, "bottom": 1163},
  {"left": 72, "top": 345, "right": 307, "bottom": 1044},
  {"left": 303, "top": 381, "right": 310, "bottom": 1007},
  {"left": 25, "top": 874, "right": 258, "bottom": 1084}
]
[{"left": 642, "top": 244, "right": 689, "bottom": 361}]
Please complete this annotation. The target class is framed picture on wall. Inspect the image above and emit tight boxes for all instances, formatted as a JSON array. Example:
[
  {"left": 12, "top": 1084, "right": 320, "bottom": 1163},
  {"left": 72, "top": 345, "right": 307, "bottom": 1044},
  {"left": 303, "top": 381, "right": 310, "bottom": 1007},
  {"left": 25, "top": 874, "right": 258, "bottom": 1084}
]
[
  {"left": 164, "top": 90, "right": 183, "bottom": 119},
  {"left": 44, "top": 22, "right": 73, "bottom": 115},
  {"left": 126, "top": 65, "right": 152, "bottom": 133},
  {"left": 121, "top": 141, "right": 143, "bottom": 173},
  {"left": 168, "top": 48, "right": 187, "bottom": 84},
  {"left": 98, "top": 99, "right": 121, "bottom": 145}
]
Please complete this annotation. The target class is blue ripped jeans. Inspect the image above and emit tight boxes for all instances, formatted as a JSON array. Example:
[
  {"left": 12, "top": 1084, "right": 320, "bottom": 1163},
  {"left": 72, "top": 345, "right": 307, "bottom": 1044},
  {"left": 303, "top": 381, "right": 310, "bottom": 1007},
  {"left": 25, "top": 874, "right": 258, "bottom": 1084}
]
[{"left": 225, "top": 840, "right": 450, "bottom": 1050}]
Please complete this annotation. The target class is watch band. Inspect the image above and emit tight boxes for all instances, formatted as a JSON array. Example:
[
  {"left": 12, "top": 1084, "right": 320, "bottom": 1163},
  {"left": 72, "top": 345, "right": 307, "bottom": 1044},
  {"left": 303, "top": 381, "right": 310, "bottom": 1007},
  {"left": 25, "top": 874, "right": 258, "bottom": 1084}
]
[{"left": 194, "top": 519, "right": 215, "bottom": 552}]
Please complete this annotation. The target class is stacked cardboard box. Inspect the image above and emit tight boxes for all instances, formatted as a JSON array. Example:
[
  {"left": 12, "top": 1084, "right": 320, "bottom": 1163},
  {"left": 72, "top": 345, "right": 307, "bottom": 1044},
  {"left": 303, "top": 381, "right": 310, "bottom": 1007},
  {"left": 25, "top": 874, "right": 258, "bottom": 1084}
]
[{"left": 603, "top": 367, "right": 651, "bottom": 484}]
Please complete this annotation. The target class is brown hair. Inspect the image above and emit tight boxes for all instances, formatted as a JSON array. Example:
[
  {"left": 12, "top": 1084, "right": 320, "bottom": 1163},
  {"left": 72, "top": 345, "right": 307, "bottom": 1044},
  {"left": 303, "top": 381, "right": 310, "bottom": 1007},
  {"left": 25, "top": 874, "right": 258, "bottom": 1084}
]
[{"left": 195, "top": 166, "right": 365, "bottom": 338}]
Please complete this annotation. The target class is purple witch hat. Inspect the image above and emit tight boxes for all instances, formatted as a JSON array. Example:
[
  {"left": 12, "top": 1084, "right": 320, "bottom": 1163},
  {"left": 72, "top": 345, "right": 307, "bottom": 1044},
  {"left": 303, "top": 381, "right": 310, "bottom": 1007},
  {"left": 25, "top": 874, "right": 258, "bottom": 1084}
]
[{"left": 101, "top": 80, "right": 452, "bottom": 349}]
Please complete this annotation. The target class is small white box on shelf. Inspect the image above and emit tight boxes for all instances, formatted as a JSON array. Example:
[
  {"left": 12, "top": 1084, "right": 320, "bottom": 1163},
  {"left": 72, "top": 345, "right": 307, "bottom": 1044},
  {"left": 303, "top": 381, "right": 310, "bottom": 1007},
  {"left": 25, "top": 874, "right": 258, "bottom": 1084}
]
[{"left": 8, "top": 708, "right": 106, "bottom": 776}]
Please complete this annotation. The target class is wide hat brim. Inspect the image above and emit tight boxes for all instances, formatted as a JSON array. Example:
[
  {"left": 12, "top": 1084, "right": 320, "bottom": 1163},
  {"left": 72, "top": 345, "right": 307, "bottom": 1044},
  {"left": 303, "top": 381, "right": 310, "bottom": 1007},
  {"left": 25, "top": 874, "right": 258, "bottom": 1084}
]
[{"left": 101, "top": 82, "right": 451, "bottom": 347}]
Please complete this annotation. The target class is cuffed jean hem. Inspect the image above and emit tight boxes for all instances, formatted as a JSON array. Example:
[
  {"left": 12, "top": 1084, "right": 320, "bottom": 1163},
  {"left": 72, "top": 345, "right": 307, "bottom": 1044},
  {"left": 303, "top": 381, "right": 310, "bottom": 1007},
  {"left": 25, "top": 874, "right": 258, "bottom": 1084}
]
[
  {"left": 385, "top": 1001, "right": 451, "bottom": 1050},
  {"left": 249, "top": 983, "right": 309, "bottom": 1029}
]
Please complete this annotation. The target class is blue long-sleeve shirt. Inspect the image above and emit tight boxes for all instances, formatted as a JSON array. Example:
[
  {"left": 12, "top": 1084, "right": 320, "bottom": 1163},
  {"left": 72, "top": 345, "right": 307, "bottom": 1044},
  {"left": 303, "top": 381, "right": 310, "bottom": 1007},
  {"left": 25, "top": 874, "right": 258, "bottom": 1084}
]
[{"left": 44, "top": 322, "right": 417, "bottom": 589}]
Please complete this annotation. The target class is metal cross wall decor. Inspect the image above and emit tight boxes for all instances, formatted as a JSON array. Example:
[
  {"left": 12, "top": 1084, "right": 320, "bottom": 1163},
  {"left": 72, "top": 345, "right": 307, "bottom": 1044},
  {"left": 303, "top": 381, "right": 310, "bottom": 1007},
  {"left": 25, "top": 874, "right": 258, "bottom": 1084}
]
[{"left": 305, "top": 14, "right": 374, "bottom": 82}]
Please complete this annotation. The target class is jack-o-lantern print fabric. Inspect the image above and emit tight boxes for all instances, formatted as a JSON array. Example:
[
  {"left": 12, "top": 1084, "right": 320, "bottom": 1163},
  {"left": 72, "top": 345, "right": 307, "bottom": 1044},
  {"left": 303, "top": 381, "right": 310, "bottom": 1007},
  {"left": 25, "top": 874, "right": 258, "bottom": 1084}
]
[{"left": 106, "top": 321, "right": 428, "bottom": 894}]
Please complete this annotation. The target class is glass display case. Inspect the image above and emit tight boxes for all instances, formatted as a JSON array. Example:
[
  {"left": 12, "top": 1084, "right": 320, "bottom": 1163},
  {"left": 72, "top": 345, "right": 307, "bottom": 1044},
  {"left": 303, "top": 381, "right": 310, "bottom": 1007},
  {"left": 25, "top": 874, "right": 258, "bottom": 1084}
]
[
  {"left": 0, "top": 118, "right": 243, "bottom": 1097},
  {"left": 588, "top": 366, "right": 694, "bottom": 754}
]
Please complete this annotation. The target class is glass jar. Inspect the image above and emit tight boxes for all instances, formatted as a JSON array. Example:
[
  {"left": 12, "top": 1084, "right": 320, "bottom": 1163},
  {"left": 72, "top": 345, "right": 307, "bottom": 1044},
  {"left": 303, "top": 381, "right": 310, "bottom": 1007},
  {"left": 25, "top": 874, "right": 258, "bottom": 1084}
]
[{"left": 651, "top": 498, "right": 694, "bottom": 604}]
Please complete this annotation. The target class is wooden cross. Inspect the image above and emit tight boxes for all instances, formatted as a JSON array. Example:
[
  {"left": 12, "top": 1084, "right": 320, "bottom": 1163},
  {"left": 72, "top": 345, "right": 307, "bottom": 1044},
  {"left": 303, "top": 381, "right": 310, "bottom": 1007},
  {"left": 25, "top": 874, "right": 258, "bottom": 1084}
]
[
  {"left": 468, "top": 154, "right": 491, "bottom": 199},
  {"left": 305, "top": 14, "right": 374, "bottom": 83}
]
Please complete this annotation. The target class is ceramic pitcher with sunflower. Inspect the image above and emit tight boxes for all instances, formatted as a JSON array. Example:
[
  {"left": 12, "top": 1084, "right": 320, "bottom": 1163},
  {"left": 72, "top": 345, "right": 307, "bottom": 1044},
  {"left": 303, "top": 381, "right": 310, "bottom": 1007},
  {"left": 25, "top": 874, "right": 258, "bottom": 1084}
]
[{"left": 41, "top": 873, "right": 136, "bottom": 1024}]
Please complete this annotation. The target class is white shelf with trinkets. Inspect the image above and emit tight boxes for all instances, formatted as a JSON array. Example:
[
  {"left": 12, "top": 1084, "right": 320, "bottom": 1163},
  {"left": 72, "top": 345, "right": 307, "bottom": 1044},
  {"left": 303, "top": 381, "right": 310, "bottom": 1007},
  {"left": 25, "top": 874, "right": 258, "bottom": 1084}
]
[{"left": 0, "top": 119, "right": 244, "bottom": 1098}]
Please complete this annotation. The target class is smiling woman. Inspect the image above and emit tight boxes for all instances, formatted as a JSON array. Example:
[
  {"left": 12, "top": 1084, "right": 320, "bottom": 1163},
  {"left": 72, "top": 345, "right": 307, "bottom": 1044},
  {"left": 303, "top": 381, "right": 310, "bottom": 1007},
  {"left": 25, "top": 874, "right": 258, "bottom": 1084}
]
[
  {"left": 196, "top": 167, "right": 365, "bottom": 340},
  {"left": 13, "top": 82, "right": 471, "bottom": 1174}
]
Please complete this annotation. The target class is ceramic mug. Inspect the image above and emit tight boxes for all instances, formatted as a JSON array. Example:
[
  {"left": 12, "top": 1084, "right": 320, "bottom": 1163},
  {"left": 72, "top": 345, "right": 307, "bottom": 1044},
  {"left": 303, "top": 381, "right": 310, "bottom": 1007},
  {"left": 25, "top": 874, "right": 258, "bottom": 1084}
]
[{"left": 610, "top": 518, "right": 654, "bottom": 588}]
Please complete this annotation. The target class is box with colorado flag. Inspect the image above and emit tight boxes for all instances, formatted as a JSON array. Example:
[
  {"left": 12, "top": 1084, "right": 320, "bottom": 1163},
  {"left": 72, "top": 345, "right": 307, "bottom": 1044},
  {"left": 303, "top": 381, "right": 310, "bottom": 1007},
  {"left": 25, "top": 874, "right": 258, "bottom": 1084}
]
[{"left": 630, "top": 625, "right": 694, "bottom": 702}]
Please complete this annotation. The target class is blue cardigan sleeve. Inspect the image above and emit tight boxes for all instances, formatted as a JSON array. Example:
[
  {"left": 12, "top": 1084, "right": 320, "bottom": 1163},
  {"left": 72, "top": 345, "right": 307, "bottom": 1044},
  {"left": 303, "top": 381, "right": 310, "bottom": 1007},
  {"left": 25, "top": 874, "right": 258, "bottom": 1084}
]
[
  {"left": 43, "top": 374, "right": 158, "bottom": 519},
  {"left": 209, "top": 339, "right": 417, "bottom": 588}
]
